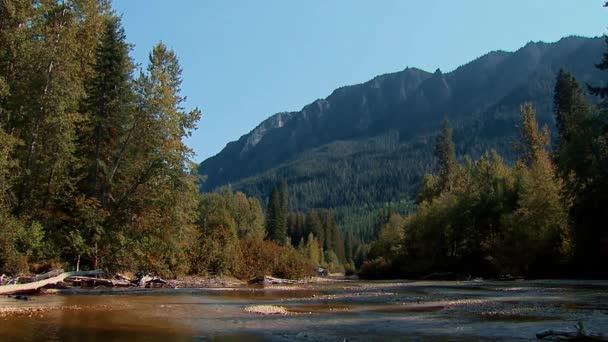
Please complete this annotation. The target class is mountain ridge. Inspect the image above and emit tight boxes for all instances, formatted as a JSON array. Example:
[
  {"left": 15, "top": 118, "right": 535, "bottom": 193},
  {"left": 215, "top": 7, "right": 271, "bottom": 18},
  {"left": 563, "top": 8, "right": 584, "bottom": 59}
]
[{"left": 199, "top": 35, "right": 605, "bottom": 210}]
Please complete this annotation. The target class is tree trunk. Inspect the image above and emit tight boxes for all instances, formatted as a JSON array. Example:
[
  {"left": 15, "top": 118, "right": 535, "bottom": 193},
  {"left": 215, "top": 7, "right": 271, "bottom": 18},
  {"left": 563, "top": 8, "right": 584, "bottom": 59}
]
[{"left": 0, "top": 269, "right": 103, "bottom": 295}]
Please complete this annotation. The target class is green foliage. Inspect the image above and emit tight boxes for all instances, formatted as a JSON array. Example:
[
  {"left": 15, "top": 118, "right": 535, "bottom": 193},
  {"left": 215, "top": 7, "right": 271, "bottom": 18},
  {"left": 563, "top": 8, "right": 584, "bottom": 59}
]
[
  {"left": 516, "top": 103, "right": 551, "bottom": 166},
  {"left": 359, "top": 257, "right": 392, "bottom": 279},
  {"left": 557, "top": 68, "right": 608, "bottom": 275},
  {"left": 194, "top": 189, "right": 313, "bottom": 279},
  {"left": 0, "top": 2, "right": 202, "bottom": 276},
  {"left": 0, "top": 211, "right": 45, "bottom": 274},
  {"left": 323, "top": 250, "right": 344, "bottom": 274},
  {"left": 225, "top": 190, "right": 265, "bottom": 240},
  {"left": 588, "top": 35, "right": 608, "bottom": 98},
  {"left": 300, "top": 232, "right": 322, "bottom": 266},
  {"left": 80, "top": 15, "right": 134, "bottom": 202},
  {"left": 554, "top": 69, "right": 591, "bottom": 148},
  {"left": 265, "top": 183, "right": 288, "bottom": 244},
  {"left": 435, "top": 118, "right": 457, "bottom": 192},
  {"left": 193, "top": 192, "right": 239, "bottom": 275},
  {"left": 363, "top": 104, "right": 572, "bottom": 278},
  {"left": 239, "top": 238, "right": 313, "bottom": 280},
  {"left": 367, "top": 213, "right": 405, "bottom": 264}
]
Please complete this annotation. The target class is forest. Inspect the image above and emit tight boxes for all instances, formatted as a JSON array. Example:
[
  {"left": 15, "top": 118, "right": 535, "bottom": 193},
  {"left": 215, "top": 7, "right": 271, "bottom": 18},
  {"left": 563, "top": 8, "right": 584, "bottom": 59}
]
[
  {"left": 1, "top": 0, "right": 607, "bottom": 281},
  {"left": 362, "top": 67, "right": 608, "bottom": 279}
]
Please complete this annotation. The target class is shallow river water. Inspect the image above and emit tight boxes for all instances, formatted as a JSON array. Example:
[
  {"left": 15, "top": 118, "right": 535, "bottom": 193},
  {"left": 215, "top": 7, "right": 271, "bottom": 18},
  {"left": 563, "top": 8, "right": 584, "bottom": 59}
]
[{"left": 1, "top": 279, "right": 607, "bottom": 341}]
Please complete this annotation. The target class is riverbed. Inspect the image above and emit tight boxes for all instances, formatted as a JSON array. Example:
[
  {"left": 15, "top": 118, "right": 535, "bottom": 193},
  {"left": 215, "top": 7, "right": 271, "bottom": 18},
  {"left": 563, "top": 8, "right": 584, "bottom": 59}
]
[{"left": 1, "top": 279, "right": 607, "bottom": 341}]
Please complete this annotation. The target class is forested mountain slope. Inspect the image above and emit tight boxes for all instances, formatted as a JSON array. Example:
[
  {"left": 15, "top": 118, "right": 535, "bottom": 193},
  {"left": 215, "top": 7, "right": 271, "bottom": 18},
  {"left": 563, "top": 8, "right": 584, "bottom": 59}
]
[{"left": 199, "top": 36, "right": 605, "bottom": 210}]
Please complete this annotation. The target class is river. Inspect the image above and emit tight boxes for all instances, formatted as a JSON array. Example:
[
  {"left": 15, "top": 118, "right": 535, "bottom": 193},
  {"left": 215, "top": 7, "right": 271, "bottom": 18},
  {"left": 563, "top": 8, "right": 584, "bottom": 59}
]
[{"left": 1, "top": 279, "right": 607, "bottom": 341}]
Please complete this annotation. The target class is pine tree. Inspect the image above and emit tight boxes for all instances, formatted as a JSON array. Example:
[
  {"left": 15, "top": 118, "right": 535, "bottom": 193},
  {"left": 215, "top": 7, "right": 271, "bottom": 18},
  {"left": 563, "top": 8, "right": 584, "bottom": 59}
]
[
  {"left": 264, "top": 180, "right": 289, "bottom": 245},
  {"left": 81, "top": 16, "right": 134, "bottom": 202},
  {"left": 564, "top": 27, "right": 608, "bottom": 274},
  {"left": 113, "top": 42, "right": 201, "bottom": 275},
  {"left": 265, "top": 186, "right": 280, "bottom": 242},
  {"left": 435, "top": 118, "right": 456, "bottom": 192},
  {"left": 554, "top": 69, "right": 591, "bottom": 146},
  {"left": 277, "top": 179, "right": 289, "bottom": 243}
]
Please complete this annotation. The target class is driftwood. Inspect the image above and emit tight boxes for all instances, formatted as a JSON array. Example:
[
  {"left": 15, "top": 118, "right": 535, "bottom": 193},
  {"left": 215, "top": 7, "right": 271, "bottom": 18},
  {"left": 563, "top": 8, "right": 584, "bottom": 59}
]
[
  {"left": 1, "top": 274, "right": 19, "bottom": 286},
  {"left": 65, "top": 272, "right": 169, "bottom": 288},
  {"left": 134, "top": 272, "right": 169, "bottom": 288},
  {"left": 27, "top": 269, "right": 64, "bottom": 282},
  {"left": 248, "top": 275, "right": 298, "bottom": 285},
  {"left": 66, "top": 272, "right": 169, "bottom": 288},
  {"left": 65, "top": 276, "right": 131, "bottom": 287},
  {"left": 0, "top": 270, "right": 172, "bottom": 293},
  {"left": 536, "top": 322, "right": 608, "bottom": 341},
  {"left": 0, "top": 269, "right": 103, "bottom": 295},
  {"left": 138, "top": 274, "right": 153, "bottom": 288},
  {"left": 114, "top": 273, "right": 132, "bottom": 282}
]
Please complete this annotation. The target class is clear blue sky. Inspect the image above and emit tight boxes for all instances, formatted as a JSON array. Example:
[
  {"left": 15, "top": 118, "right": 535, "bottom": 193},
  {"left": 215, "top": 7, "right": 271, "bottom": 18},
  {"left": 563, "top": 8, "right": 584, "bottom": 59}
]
[{"left": 111, "top": 0, "right": 607, "bottom": 162}]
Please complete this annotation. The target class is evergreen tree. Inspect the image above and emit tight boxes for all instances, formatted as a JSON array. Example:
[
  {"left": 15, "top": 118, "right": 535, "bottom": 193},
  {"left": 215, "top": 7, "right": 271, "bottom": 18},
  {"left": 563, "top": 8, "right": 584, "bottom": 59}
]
[
  {"left": 0, "top": 1, "right": 207, "bottom": 276},
  {"left": 277, "top": 179, "right": 289, "bottom": 243},
  {"left": 120, "top": 42, "right": 201, "bottom": 276},
  {"left": 562, "top": 33, "right": 608, "bottom": 274},
  {"left": 435, "top": 118, "right": 456, "bottom": 192},
  {"left": 305, "top": 209, "right": 324, "bottom": 249},
  {"left": 554, "top": 69, "right": 591, "bottom": 147},
  {"left": 588, "top": 35, "right": 608, "bottom": 98},
  {"left": 553, "top": 70, "right": 594, "bottom": 185},
  {"left": 81, "top": 16, "right": 134, "bottom": 202},
  {"left": 265, "top": 187, "right": 278, "bottom": 241},
  {"left": 265, "top": 185, "right": 287, "bottom": 244}
]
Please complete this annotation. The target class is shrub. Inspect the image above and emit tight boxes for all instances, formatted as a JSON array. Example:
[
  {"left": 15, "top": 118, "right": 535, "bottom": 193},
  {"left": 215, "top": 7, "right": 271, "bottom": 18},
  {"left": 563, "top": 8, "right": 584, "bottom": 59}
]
[{"left": 238, "top": 239, "right": 313, "bottom": 280}]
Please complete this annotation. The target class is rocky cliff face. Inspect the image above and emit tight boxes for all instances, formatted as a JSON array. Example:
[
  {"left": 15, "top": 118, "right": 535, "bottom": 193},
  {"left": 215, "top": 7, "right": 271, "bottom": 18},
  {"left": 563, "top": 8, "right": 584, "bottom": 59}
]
[{"left": 199, "top": 36, "right": 605, "bottom": 210}]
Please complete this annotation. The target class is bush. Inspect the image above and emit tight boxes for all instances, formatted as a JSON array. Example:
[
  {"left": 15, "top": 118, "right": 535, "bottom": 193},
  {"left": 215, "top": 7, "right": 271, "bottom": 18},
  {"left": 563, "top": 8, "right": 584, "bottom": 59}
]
[
  {"left": 0, "top": 212, "right": 42, "bottom": 275},
  {"left": 238, "top": 239, "right": 313, "bottom": 280},
  {"left": 359, "top": 257, "right": 393, "bottom": 279}
]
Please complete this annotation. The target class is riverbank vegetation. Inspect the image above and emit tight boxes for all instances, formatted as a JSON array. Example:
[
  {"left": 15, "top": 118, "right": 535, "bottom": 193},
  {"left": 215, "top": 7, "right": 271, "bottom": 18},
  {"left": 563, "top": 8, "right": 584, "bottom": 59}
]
[{"left": 0, "top": 1, "right": 318, "bottom": 279}]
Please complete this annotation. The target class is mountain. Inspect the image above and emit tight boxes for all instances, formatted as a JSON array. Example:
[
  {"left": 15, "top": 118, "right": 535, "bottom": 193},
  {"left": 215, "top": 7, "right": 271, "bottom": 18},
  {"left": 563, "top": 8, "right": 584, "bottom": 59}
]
[{"left": 199, "top": 36, "right": 606, "bottom": 211}]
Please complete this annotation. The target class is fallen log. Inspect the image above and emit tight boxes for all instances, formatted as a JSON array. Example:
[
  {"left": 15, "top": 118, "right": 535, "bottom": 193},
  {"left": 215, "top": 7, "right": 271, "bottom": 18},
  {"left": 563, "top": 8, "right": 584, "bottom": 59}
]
[
  {"left": 28, "top": 269, "right": 64, "bottom": 282},
  {"left": 114, "top": 273, "right": 132, "bottom": 282},
  {"left": 536, "top": 322, "right": 608, "bottom": 341},
  {"left": 65, "top": 276, "right": 131, "bottom": 287},
  {"left": 148, "top": 277, "right": 168, "bottom": 285},
  {"left": 0, "top": 269, "right": 103, "bottom": 295}
]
